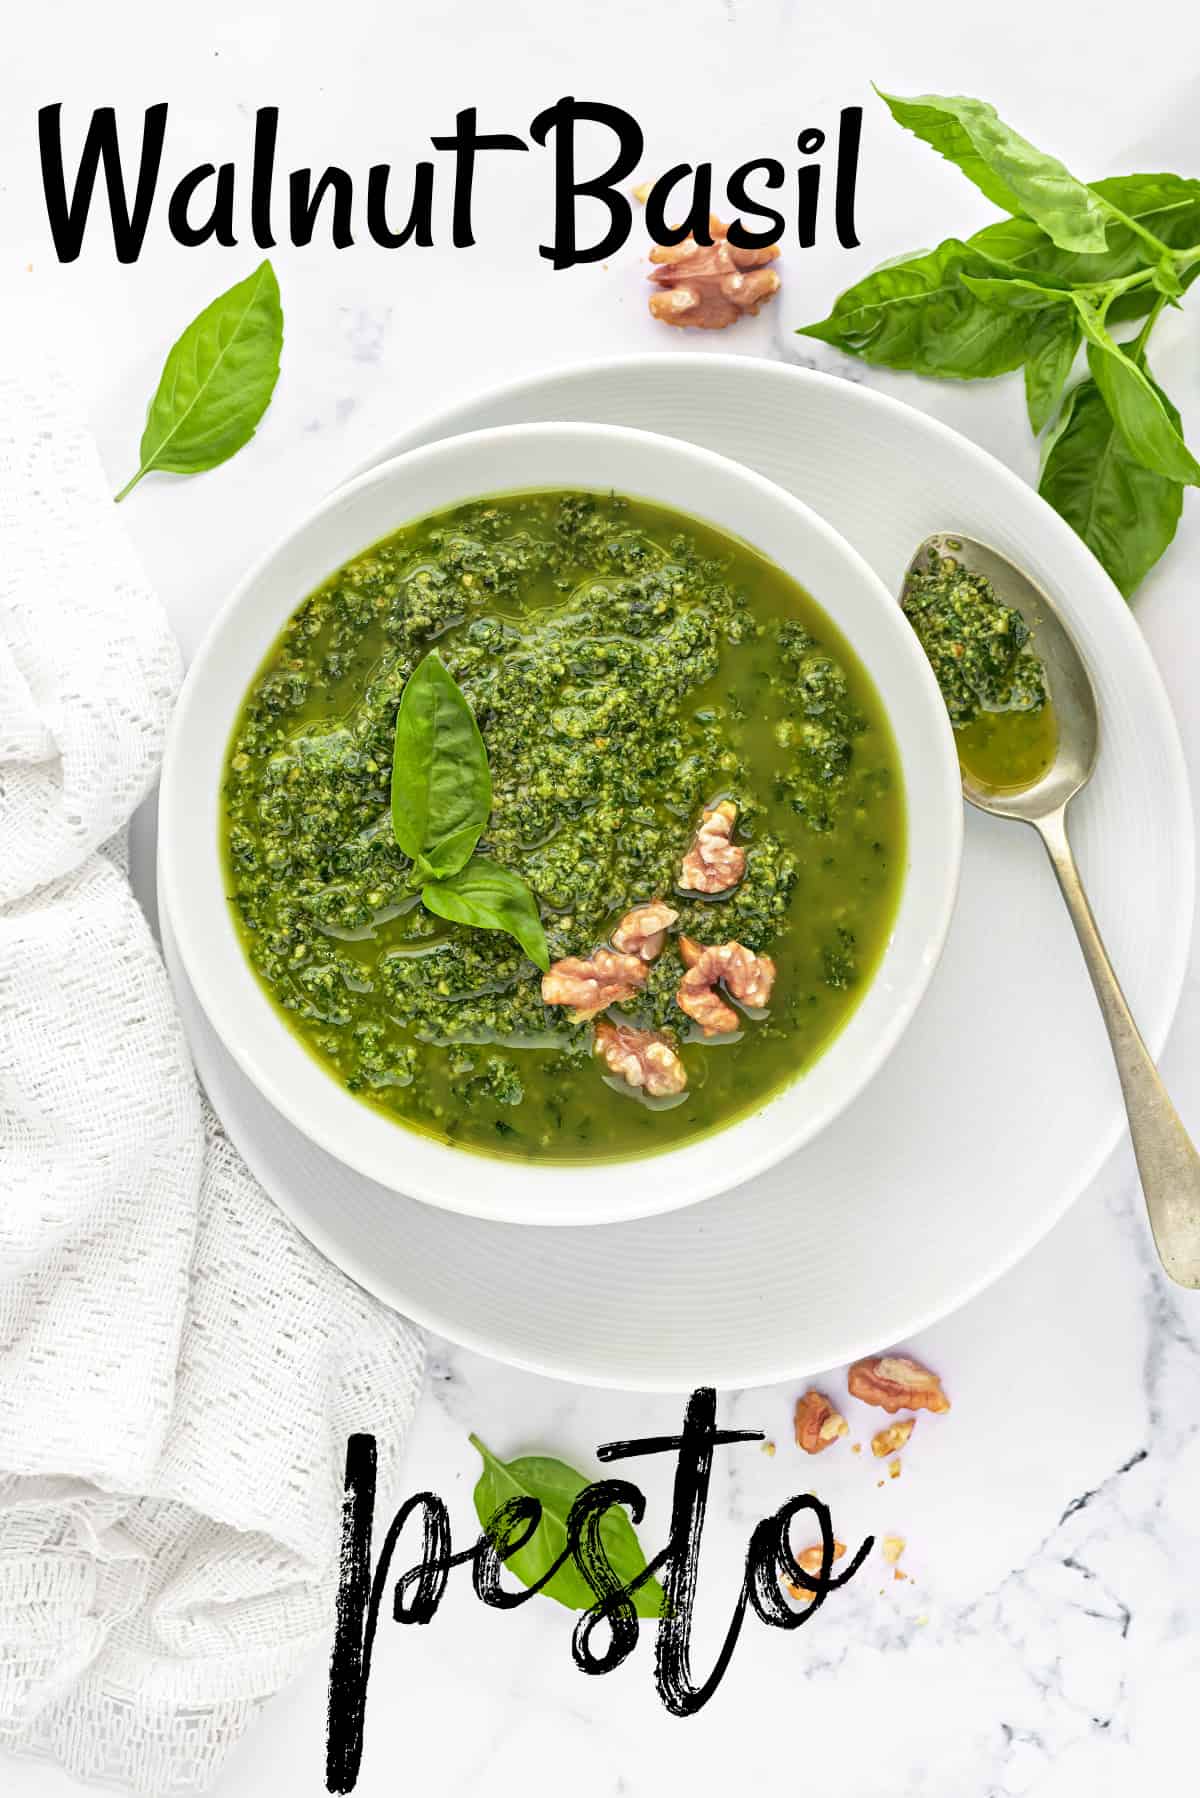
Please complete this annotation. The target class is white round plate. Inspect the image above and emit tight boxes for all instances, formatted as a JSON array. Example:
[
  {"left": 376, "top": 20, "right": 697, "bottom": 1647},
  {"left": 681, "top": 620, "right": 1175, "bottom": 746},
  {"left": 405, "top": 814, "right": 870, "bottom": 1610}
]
[{"left": 160, "top": 355, "right": 1194, "bottom": 1391}]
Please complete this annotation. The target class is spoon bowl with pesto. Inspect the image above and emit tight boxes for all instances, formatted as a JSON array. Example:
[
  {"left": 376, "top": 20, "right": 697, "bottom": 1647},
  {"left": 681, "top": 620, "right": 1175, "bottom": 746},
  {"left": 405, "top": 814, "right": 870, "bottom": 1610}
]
[
  {"left": 903, "top": 533, "right": 1200, "bottom": 1288},
  {"left": 160, "top": 423, "right": 962, "bottom": 1226}
]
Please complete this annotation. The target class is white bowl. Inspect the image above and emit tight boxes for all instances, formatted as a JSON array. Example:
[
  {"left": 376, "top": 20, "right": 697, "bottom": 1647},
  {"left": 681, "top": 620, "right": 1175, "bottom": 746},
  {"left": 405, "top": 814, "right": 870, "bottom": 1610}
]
[{"left": 160, "top": 422, "right": 962, "bottom": 1226}]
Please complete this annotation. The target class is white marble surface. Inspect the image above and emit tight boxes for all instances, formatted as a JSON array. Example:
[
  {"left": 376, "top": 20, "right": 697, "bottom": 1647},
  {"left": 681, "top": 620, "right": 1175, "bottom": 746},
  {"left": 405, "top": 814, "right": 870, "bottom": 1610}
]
[{"left": 7, "top": 0, "right": 1200, "bottom": 1792}]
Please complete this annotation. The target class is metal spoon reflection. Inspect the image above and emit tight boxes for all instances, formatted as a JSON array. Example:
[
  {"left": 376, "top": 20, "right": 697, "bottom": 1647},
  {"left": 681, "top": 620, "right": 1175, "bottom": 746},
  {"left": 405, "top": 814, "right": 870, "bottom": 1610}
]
[{"left": 903, "top": 533, "right": 1200, "bottom": 1289}]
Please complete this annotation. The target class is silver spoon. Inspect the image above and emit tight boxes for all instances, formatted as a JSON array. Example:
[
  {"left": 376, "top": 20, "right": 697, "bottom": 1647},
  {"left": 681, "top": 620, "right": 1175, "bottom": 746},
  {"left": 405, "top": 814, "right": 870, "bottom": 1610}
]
[{"left": 904, "top": 532, "right": 1200, "bottom": 1288}]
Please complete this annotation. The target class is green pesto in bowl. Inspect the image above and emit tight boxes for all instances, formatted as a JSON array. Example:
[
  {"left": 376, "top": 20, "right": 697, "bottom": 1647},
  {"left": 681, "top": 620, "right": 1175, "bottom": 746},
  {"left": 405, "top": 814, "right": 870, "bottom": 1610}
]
[{"left": 221, "top": 490, "right": 905, "bottom": 1163}]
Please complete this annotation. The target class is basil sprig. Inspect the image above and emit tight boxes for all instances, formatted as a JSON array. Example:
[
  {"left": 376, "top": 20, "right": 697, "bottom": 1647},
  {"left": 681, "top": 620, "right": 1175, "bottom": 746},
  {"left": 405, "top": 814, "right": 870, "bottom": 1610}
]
[
  {"left": 799, "top": 91, "right": 1200, "bottom": 597},
  {"left": 469, "top": 1435, "right": 666, "bottom": 1618},
  {"left": 391, "top": 653, "right": 549, "bottom": 970},
  {"left": 115, "top": 260, "right": 283, "bottom": 501}
]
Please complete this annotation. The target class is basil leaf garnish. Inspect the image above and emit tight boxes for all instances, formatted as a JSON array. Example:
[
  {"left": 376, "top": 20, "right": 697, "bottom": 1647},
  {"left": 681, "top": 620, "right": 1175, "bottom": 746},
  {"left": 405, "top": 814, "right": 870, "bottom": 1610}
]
[
  {"left": 469, "top": 1435, "right": 666, "bottom": 1619},
  {"left": 422, "top": 856, "right": 550, "bottom": 972},
  {"left": 875, "top": 89, "right": 1112, "bottom": 254},
  {"left": 391, "top": 653, "right": 492, "bottom": 882},
  {"left": 797, "top": 238, "right": 1033, "bottom": 378},
  {"left": 114, "top": 260, "right": 283, "bottom": 501},
  {"left": 1040, "top": 374, "right": 1184, "bottom": 598}
]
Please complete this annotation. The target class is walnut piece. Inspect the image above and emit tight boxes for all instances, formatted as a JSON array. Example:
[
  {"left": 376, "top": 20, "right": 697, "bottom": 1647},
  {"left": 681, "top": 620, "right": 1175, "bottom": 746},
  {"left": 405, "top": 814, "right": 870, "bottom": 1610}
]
[
  {"left": 678, "top": 800, "right": 745, "bottom": 894},
  {"left": 541, "top": 948, "right": 647, "bottom": 1022},
  {"left": 794, "top": 1389, "right": 849, "bottom": 1455},
  {"left": 676, "top": 937, "right": 777, "bottom": 1036},
  {"left": 871, "top": 1418, "right": 916, "bottom": 1459},
  {"left": 649, "top": 217, "right": 781, "bottom": 331},
  {"left": 848, "top": 1354, "right": 950, "bottom": 1416},
  {"left": 611, "top": 899, "right": 678, "bottom": 962},
  {"left": 786, "top": 1539, "right": 846, "bottom": 1603},
  {"left": 594, "top": 1019, "right": 687, "bottom": 1098}
]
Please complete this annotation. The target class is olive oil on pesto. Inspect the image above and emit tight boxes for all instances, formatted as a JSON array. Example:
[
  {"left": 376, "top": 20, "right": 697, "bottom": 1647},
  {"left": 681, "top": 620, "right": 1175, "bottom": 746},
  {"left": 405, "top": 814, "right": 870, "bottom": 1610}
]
[
  {"left": 902, "top": 552, "right": 1056, "bottom": 792},
  {"left": 222, "top": 491, "right": 906, "bottom": 1163}
]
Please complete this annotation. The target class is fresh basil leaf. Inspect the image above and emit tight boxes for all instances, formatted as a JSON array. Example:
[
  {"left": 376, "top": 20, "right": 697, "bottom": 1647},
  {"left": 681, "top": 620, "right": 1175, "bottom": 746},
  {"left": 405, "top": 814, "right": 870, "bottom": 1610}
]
[
  {"left": 1093, "top": 173, "right": 1200, "bottom": 296},
  {"left": 469, "top": 1435, "right": 665, "bottom": 1618},
  {"left": 1024, "top": 309, "right": 1081, "bottom": 434},
  {"left": 874, "top": 90, "right": 1111, "bottom": 253},
  {"left": 1040, "top": 373, "right": 1183, "bottom": 597},
  {"left": 971, "top": 174, "right": 1200, "bottom": 323},
  {"left": 798, "top": 237, "right": 1033, "bottom": 378},
  {"left": 1073, "top": 307, "right": 1200, "bottom": 483},
  {"left": 1038, "top": 379, "right": 1084, "bottom": 471},
  {"left": 115, "top": 261, "right": 283, "bottom": 501},
  {"left": 956, "top": 272, "right": 1085, "bottom": 432},
  {"left": 965, "top": 215, "right": 1051, "bottom": 264},
  {"left": 1091, "top": 172, "right": 1200, "bottom": 235},
  {"left": 422, "top": 855, "right": 549, "bottom": 971},
  {"left": 959, "top": 272, "right": 1074, "bottom": 311},
  {"left": 391, "top": 653, "right": 491, "bottom": 882}
]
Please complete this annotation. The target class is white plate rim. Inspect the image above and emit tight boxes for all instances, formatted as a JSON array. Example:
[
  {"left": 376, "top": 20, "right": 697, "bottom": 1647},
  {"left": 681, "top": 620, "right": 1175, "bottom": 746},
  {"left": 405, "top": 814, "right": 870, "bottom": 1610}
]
[{"left": 161, "top": 353, "right": 1195, "bottom": 1389}]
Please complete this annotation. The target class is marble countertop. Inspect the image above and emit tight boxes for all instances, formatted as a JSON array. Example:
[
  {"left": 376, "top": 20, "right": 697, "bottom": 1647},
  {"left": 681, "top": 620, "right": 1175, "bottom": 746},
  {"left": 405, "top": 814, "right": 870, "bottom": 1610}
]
[{"left": 7, "top": 0, "right": 1200, "bottom": 1792}]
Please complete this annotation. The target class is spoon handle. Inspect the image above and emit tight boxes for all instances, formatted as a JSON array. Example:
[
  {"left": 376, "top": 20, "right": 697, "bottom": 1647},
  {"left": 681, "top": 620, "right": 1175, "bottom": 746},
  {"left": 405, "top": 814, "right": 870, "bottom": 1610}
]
[{"left": 1034, "top": 805, "right": 1200, "bottom": 1287}]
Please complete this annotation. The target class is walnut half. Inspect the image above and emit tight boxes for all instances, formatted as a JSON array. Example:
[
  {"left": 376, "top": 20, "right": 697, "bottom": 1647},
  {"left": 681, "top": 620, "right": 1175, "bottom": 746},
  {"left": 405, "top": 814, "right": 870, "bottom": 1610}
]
[
  {"left": 648, "top": 217, "right": 781, "bottom": 330},
  {"left": 541, "top": 948, "right": 647, "bottom": 1022},
  {"left": 594, "top": 1019, "right": 687, "bottom": 1098},
  {"left": 678, "top": 800, "right": 745, "bottom": 894},
  {"left": 611, "top": 899, "right": 678, "bottom": 962},
  {"left": 794, "top": 1389, "right": 849, "bottom": 1455},
  {"left": 849, "top": 1354, "right": 950, "bottom": 1416},
  {"left": 676, "top": 937, "right": 777, "bottom": 1037}
]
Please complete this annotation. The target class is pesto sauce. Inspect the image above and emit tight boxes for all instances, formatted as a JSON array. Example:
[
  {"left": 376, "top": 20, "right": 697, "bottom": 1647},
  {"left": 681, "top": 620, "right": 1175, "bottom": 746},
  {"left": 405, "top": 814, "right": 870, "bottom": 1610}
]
[
  {"left": 902, "top": 553, "right": 1056, "bottom": 791},
  {"left": 222, "top": 490, "right": 906, "bottom": 1163}
]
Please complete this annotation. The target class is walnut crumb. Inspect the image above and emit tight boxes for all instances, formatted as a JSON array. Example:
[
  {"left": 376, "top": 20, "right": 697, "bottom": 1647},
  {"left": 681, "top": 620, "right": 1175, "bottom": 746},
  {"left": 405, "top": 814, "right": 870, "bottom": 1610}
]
[
  {"left": 889, "top": 1458, "right": 902, "bottom": 1480},
  {"left": 793, "top": 1389, "right": 849, "bottom": 1455},
  {"left": 785, "top": 1539, "right": 846, "bottom": 1603},
  {"left": 762, "top": 1439, "right": 776, "bottom": 1457},
  {"left": 848, "top": 1354, "right": 950, "bottom": 1415},
  {"left": 881, "top": 1534, "right": 906, "bottom": 1567},
  {"left": 871, "top": 1418, "right": 916, "bottom": 1458}
]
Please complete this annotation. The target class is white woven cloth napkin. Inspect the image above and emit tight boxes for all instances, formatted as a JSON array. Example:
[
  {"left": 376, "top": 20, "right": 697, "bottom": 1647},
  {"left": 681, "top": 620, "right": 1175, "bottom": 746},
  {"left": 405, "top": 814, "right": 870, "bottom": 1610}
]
[{"left": 0, "top": 351, "right": 425, "bottom": 1793}]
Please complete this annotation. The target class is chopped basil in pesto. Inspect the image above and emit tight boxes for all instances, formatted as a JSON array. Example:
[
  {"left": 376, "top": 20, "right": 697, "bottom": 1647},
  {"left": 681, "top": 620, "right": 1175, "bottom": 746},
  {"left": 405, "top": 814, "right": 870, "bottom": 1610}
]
[
  {"left": 902, "top": 553, "right": 1057, "bottom": 791},
  {"left": 222, "top": 490, "right": 905, "bottom": 1163},
  {"left": 901, "top": 554, "right": 1047, "bottom": 726}
]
